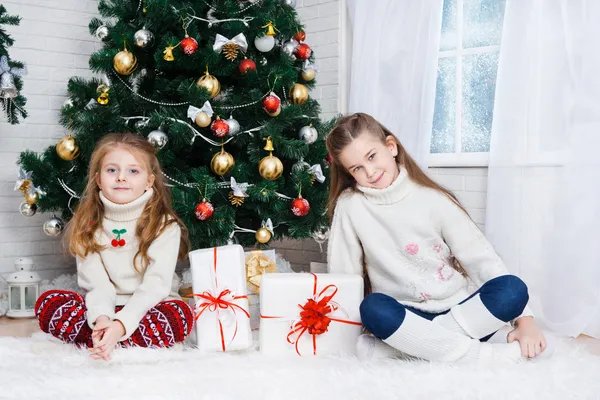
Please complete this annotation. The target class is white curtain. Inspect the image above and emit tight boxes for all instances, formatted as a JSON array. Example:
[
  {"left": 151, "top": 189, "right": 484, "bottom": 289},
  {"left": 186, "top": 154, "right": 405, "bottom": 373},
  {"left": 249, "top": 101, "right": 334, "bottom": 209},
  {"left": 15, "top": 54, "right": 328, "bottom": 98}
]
[
  {"left": 486, "top": 0, "right": 600, "bottom": 338},
  {"left": 346, "top": 0, "right": 443, "bottom": 168}
]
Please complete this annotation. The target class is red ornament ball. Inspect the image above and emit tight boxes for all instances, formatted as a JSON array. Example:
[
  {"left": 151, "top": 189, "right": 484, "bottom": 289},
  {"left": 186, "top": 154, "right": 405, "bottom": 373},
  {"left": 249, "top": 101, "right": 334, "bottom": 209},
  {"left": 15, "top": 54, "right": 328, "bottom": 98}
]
[
  {"left": 239, "top": 58, "right": 257, "bottom": 74},
  {"left": 262, "top": 93, "right": 281, "bottom": 113},
  {"left": 294, "top": 30, "right": 306, "bottom": 43},
  {"left": 291, "top": 196, "right": 310, "bottom": 217},
  {"left": 294, "top": 43, "right": 312, "bottom": 60},
  {"left": 181, "top": 36, "right": 199, "bottom": 55},
  {"left": 211, "top": 117, "right": 230, "bottom": 138},
  {"left": 195, "top": 200, "right": 214, "bottom": 220}
]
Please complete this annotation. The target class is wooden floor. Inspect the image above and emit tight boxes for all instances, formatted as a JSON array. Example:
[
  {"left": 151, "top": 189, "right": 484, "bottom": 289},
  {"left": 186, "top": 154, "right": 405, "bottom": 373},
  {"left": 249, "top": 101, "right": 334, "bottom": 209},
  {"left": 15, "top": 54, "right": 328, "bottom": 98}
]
[{"left": 1, "top": 316, "right": 599, "bottom": 356}]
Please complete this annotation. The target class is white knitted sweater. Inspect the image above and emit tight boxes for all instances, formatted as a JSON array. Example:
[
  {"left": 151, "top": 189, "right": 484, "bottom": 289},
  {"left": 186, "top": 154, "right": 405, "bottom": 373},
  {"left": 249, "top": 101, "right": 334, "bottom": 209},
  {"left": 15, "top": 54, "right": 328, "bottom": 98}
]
[
  {"left": 77, "top": 189, "right": 182, "bottom": 339},
  {"left": 327, "top": 166, "right": 533, "bottom": 318}
]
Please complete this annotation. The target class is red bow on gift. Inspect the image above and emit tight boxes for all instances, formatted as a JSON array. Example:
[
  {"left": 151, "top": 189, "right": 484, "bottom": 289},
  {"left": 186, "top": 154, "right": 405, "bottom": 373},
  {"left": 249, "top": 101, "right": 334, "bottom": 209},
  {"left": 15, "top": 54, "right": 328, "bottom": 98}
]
[
  {"left": 191, "top": 247, "right": 250, "bottom": 351},
  {"left": 262, "top": 273, "right": 362, "bottom": 356}
]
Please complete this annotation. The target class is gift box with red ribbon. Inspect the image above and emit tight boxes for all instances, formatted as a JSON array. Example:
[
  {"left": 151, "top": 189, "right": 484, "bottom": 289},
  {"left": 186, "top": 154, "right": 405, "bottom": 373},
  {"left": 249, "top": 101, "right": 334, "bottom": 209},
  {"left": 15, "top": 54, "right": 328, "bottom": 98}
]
[
  {"left": 189, "top": 245, "right": 252, "bottom": 352},
  {"left": 259, "top": 273, "right": 364, "bottom": 356}
]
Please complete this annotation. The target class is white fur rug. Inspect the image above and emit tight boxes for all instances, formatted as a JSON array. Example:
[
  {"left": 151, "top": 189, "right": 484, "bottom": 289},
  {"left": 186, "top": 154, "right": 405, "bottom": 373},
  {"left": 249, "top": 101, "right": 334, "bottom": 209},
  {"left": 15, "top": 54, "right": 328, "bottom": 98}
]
[{"left": 1, "top": 333, "right": 599, "bottom": 400}]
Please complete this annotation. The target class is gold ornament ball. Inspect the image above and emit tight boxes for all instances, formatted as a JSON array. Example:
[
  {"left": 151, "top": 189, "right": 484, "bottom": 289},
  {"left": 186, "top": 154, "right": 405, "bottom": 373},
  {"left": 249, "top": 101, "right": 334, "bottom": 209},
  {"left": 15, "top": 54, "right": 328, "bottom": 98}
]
[
  {"left": 255, "top": 227, "right": 272, "bottom": 244},
  {"left": 259, "top": 154, "right": 284, "bottom": 180},
  {"left": 267, "top": 107, "right": 281, "bottom": 117},
  {"left": 113, "top": 49, "right": 138, "bottom": 76},
  {"left": 195, "top": 111, "right": 212, "bottom": 127},
  {"left": 301, "top": 67, "right": 316, "bottom": 81},
  {"left": 56, "top": 136, "right": 80, "bottom": 161},
  {"left": 25, "top": 191, "right": 39, "bottom": 205},
  {"left": 289, "top": 83, "right": 309, "bottom": 105},
  {"left": 211, "top": 150, "right": 235, "bottom": 176},
  {"left": 197, "top": 73, "right": 221, "bottom": 99}
]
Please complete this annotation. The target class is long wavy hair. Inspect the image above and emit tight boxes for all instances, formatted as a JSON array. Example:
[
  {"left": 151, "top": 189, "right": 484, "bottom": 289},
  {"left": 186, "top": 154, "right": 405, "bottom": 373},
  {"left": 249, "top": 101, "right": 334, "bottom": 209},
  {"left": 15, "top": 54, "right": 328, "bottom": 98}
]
[
  {"left": 325, "top": 113, "right": 469, "bottom": 281},
  {"left": 66, "top": 133, "right": 190, "bottom": 272}
]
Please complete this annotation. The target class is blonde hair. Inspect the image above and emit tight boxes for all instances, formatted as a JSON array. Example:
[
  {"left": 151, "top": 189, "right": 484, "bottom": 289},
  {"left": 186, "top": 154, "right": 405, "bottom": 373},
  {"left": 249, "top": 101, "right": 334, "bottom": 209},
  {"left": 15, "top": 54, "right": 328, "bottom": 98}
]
[
  {"left": 66, "top": 133, "right": 190, "bottom": 272},
  {"left": 325, "top": 113, "right": 468, "bottom": 284}
]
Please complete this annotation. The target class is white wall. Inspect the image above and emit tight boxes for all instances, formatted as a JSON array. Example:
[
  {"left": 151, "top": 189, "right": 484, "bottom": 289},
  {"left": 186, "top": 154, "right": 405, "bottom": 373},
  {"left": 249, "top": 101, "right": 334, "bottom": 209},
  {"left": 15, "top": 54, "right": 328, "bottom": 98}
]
[{"left": 0, "top": 0, "right": 100, "bottom": 285}]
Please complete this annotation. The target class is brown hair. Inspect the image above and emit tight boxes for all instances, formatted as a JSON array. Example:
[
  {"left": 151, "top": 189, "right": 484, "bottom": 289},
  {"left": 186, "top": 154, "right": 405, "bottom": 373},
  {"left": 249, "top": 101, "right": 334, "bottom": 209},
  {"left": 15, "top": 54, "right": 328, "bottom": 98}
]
[
  {"left": 66, "top": 133, "right": 190, "bottom": 272},
  {"left": 325, "top": 113, "right": 468, "bottom": 282}
]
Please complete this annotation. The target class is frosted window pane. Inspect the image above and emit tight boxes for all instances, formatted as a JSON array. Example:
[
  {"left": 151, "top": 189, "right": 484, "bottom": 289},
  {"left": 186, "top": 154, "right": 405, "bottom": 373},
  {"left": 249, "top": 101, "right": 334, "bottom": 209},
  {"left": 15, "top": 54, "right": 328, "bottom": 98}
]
[
  {"left": 463, "top": 0, "right": 506, "bottom": 48},
  {"left": 431, "top": 57, "right": 456, "bottom": 154},
  {"left": 440, "top": 0, "right": 457, "bottom": 51},
  {"left": 462, "top": 52, "right": 499, "bottom": 152}
]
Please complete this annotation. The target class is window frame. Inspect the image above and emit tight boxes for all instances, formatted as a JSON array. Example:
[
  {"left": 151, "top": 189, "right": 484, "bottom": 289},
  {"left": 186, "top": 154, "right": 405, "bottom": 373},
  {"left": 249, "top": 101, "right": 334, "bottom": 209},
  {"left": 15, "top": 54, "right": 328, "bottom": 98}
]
[{"left": 429, "top": 0, "right": 503, "bottom": 167}]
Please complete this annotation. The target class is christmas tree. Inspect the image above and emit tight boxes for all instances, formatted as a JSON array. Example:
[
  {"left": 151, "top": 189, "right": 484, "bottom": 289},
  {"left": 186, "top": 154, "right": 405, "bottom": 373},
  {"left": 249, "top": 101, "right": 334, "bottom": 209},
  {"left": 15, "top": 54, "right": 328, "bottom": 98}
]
[
  {"left": 17, "top": 0, "right": 332, "bottom": 249},
  {"left": 0, "top": 4, "right": 27, "bottom": 124}
]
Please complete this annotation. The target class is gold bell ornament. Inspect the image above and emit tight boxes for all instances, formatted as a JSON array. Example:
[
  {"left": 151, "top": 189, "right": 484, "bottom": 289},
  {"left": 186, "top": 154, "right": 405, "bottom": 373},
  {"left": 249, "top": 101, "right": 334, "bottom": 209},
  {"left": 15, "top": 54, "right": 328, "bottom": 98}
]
[
  {"left": 258, "top": 137, "right": 283, "bottom": 181},
  {"left": 196, "top": 66, "right": 221, "bottom": 99},
  {"left": 96, "top": 84, "right": 110, "bottom": 105}
]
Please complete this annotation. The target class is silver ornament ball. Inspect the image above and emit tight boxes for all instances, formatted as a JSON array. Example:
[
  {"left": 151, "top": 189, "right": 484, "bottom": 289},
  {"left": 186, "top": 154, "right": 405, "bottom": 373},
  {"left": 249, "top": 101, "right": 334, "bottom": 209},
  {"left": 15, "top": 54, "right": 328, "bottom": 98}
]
[
  {"left": 43, "top": 216, "right": 64, "bottom": 237},
  {"left": 19, "top": 201, "right": 37, "bottom": 217},
  {"left": 226, "top": 116, "right": 241, "bottom": 136},
  {"left": 147, "top": 130, "right": 168, "bottom": 149},
  {"left": 95, "top": 25, "right": 109, "bottom": 41},
  {"left": 291, "top": 159, "right": 310, "bottom": 174},
  {"left": 299, "top": 125, "right": 318, "bottom": 144},
  {"left": 282, "top": 39, "right": 298, "bottom": 59},
  {"left": 134, "top": 28, "right": 155, "bottom": 49}
]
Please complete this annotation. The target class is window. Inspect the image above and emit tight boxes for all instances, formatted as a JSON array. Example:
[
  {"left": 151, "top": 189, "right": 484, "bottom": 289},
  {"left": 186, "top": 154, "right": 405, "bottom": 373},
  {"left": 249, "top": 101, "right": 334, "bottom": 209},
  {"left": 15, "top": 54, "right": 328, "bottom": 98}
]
[{"left": 430, "top": 0, "right": 506, "bottom": 166}]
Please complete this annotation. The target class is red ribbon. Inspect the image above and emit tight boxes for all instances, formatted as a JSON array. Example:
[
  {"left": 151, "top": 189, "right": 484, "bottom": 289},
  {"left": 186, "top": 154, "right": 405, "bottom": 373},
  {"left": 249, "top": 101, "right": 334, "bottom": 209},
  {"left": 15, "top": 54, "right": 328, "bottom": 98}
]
[
  {"left": 261, "top": 273, "right": 362, "bottom": 356},
  {"left": 191, "top": 247, "right": 250, "bottom": 351}
]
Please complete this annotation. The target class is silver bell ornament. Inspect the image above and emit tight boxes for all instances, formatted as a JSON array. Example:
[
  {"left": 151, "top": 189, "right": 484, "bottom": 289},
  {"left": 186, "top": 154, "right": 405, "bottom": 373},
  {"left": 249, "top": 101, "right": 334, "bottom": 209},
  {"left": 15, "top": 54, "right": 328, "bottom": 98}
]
[
  {"left": 147, "top": 130, "right": 168, "bottom": 149},
  {"left": 134, "top": 27, "right": 155, "bottom": 49},
  {"left": 43, "top": 216, "right": 64, "bottom": 237},
  {"left": 299, "top": 125, "right": 318, "bottom": 144},
  {"left": 95, "top": 25, "right": 109, "bottom": 41},
  {"left": 19, "top": 201, "right": 37, "bottom": 217},
  {"left": 226, "top": 115, "right": 241, "bottom": 136},
  {"left": 0, "top": 72, "right": 17, "bottom": 99}
]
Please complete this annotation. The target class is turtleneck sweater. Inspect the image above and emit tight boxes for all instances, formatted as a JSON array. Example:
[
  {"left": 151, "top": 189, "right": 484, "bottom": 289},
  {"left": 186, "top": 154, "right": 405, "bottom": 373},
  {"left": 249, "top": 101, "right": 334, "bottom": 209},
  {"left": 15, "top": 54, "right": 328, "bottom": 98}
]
[
  {"left": 327, "top": 166, "right": 533, "bottom": 319},
  {"left": 77, "top": 189, "right": 182, "bottom": 339}
]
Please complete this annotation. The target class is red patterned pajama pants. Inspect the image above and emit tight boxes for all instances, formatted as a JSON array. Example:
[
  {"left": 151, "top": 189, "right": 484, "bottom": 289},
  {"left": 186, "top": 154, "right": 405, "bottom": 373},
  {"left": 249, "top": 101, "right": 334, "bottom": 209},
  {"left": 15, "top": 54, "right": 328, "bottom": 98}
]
[{"left": 34, "top": 290, "right": 194, "bottom": 349}]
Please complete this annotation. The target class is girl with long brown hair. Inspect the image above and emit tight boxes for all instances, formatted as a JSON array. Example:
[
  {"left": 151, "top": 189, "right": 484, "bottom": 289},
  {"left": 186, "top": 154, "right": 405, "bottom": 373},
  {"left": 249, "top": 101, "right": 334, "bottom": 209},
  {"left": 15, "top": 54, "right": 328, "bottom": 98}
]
[
  {"left": 326, "top": 113, "right": 548, "bottom": 364},
  {"left": 34, "top": 133, "right": 193, "bottom": 360}
]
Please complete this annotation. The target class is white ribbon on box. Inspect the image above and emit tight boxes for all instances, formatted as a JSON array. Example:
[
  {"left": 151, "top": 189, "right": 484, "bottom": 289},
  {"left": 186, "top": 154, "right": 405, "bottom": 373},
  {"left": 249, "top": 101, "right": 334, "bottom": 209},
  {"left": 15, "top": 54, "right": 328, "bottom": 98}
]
[{"left": 189, "top": 245, "right": 252, "bottom": 352}]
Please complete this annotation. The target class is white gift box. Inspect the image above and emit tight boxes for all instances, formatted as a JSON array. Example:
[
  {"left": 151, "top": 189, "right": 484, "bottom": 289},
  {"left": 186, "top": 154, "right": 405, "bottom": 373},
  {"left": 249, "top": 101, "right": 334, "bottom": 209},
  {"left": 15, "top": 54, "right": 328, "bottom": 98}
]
[
  {"left": 189, "top": 245, "right": 252, "bottom": 352},
  {"left": 259, "top": 273, "right": 364, "bottom": 356}
]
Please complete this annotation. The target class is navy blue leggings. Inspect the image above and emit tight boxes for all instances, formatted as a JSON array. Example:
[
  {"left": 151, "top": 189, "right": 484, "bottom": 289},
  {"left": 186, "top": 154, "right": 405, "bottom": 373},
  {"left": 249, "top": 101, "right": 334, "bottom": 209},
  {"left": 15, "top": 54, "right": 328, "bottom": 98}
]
[{"left": 360, "top": 275, "right": 529, "bottom": 341}]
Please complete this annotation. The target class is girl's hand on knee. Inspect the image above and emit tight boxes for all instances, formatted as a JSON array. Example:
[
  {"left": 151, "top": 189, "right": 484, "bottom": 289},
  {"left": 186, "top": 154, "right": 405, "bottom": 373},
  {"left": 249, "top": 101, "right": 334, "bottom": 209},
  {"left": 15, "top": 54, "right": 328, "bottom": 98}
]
[
  {"left": 89, "top": 319, "right": 125, "bottom": 361},
  {"left": 507, "top": 316, "right": 547, "bottom": 359}
]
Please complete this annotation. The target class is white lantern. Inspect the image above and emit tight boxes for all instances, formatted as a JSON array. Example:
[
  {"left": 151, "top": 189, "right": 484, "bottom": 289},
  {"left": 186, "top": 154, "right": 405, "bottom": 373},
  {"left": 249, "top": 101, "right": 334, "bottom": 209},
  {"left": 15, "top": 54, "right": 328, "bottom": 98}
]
[{"left": 6, "top": 258, "right": 41, "bottom": 318}]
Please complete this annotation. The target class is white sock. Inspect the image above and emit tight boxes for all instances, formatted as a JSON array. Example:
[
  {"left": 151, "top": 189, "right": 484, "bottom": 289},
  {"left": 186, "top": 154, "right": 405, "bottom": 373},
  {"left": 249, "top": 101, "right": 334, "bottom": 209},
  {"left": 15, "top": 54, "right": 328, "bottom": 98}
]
[
  {"left": 449, "top": 294, "right": 507, "bottom": 339},
  {"left": 381, "top": 311, "right": 524, "bottom": 364},
  {"left": 432, "top": 312, "right": 470, "bottom": 336},
  {"left": 356, "top": 334, "right": 411, "bottom": 361}
]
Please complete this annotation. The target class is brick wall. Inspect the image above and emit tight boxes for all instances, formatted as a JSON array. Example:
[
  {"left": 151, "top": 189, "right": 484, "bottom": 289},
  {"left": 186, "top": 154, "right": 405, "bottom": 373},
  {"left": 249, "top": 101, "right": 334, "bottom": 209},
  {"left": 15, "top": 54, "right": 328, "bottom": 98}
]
[{"left": 0, "top": 0, "right": 100, "bottom": 286}]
